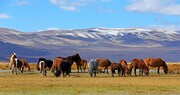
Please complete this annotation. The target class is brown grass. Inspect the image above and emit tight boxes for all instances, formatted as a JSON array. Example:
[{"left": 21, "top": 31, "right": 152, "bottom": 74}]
[{"left": 1, "top": 61, "right": 180, "bottom": 74}]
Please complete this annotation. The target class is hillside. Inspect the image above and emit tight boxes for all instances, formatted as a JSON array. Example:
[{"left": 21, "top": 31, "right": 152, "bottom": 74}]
[{"left": 0, "top": 27, "right": 179, "bottom": 62}]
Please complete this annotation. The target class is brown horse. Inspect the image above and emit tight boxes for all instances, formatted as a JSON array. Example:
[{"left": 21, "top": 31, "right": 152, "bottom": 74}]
[
  {"left": 76, "top": 59, "right": 87, "bottom": 73},
  {"left": 20, "top": 58, "right": 30, "bottom": 72},
  {"left": 51, "top": 58, "right": 64, "bottom": 77},
  {"left": 96, "top": 58, "right": 112, "bottom": 74},
  {"left": 129, "top": 58, "right": 149, "bottom": 76},
  {"left": 144, "top": 58, "right": 168, "bottom": 74},
  {"left": 110, "top": 62, "right": 123, "bottom": 77},
  {"left": 119, "top": 59, "right": 129, "bottom": 76}
]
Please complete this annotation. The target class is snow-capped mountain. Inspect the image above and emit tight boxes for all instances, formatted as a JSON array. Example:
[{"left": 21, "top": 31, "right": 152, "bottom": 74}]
[{"left": 0, "top": 27, "right": 180, "bottom": 62}]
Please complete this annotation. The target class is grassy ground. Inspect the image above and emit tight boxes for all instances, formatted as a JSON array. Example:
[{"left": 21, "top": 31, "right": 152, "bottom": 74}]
[
  {"left": 0, "top": 62, "right": 180, "bottom": 95},
  {"left": 0, "top": 70, "right": 180, "bottom": 95}
]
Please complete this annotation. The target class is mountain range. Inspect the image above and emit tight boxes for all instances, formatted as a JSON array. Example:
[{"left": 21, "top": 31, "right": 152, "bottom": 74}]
[{"left": 0, "top": 27, "right": 179, "bottom": 62}]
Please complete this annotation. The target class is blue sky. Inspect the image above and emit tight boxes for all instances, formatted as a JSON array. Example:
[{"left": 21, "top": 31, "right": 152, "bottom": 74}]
[{"left": 0, "top": 0, "right": 180, "bottom": 32}]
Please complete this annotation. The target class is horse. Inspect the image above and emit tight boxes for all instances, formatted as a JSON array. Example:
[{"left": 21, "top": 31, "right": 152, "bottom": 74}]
[
  {"left": 11, "top": 58, "right": 24, "bottom": 74},
  {"left": 9, "top": 54, "right": 17, "bottom": 70},
  {"left": 38, "top": 60, "right": 47, "bottom": 76},
  {"left": 20, "top": 58, "right": 30, "bottom": 72},
  {"left": 51, "top": 53, "right": 81, "bottom": 77},
  {"left": 37, "top": 58, "right": 53, "bottom": 71},
  {"left": 110, "top": 62, "right": 123, "bottom": 77},
  {"left": 129, "top": 58, "right": 149, "bottom": 76},
  {"left": 96, "top": 58, "right": 112, "bottom": 74},
  {"left": 76, "top": 59, "right": 87, "bottom": 73},
  {"left": 144, "top": 58, "right": 168, "bottom": 74},
  {"left": 119, "top": 60, "right": 129, "bottom": 76},
  {"left": 51, "top": 58, "right": 63, "bottom": 77},
  {"left": 88, "top": 59, "right": 99, "bottom": 77}
]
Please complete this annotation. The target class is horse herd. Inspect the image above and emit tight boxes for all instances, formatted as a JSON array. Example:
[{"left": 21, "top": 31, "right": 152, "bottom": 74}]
[{"left": 9, "top": 53, "right": 168, "bottom": 77}]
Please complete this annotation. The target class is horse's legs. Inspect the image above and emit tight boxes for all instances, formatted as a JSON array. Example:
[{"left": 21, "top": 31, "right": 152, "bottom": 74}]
[
  {"left": 80, "top": 66, "right": 82, "bottom": 73},
  {"left": 11, "top": 65, "right": 14, "bottom": 74},
  {"left": 83, "top": 66, "right": 86, "bottom": 73},
  {"left": 94, "top": 70, "right": 96, "bottom": 77},
  {"left": 112, "top": 69, "right": 115, "bottom": 77},
  {"left": 139, "top": 68, "right": 142, "bottom": 76},
  {"left": 107, "top": 67, "right": 109, "bottom": 74},
  {"left": 157, "top": 67, "right": 160, "bottom": 74},
  {"left": 134, "top": 69, "right": 137, "bottom": 76},
  {"left": 21, "top": 66, "right": 24, "bottom": 73},
  {"left": 77, "top": 65, "right": 79, "bottom": 73}
]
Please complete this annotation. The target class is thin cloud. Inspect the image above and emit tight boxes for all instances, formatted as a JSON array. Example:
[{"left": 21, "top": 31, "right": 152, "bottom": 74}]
[
  {"left": 49, "top": 0, "right": 113, "bottom": 11},
  {"left": 126, "top": 0, "right": 180, "bottom": 15},
  {"left": 50, "top": 0, "right": 94, "bottom": 11},
  {"left": 0, "top": 13, "right": 11, "bottom": 19},
  {"left": 13, "top": 0, "right": 29, "bottom": 6},
  {"left": 98, "top": 7, "right": 115, "bottom": 13}
]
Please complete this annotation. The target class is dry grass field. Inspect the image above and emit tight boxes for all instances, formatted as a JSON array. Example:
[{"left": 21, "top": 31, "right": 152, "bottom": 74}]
[{"left": 0, "top": 62, "right": 180, "bottom": 95}]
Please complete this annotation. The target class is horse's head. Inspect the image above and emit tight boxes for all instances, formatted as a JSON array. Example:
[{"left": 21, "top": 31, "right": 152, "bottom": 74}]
[
  {"left": 54, "top": 66, "right": 61, "bottom": 77},
  {"left": 28, "top": 66, "right": 31, "bottom": 71},
  {"left": 106, "top": 59, "right": 112, "bottom": 66},
  {"left": 162, "top": 60, "right": 168, "bottom": 74},
  {"left": 70, "top": 53, "right": 81, "bottom": 64},
  {"left": 144, "top": 68, "right": 149, "bottom": 76},
  {"left": 125, "top": 68, "right": 130, "bottom": 76}
]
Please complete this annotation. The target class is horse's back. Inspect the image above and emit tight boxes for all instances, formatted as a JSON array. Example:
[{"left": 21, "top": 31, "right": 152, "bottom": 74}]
[
  {"left": 119, "top": 60, "right": 128, "bottom": 69},
  {"left": 145, "top": 58, "right": 164, "bottom": 67},
  {"left": 96, "top": 58, "right": 111, "bottom": 67},
  {"left": 88, "top": 59, "right": 98, "bottom": 70}
]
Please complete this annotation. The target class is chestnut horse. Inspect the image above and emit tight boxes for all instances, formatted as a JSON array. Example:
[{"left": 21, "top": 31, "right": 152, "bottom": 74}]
[
  {"left": 76, "top": 59, "right": 87, "bottom": 73},
  {"left": 129, "top": 58, "right": 149, "bottom": 76},
  {"left": 119, "top": 60, "right": 129, "bottom": 76},
  {"left": 96, "top": 58, "right": 112, "bottom": 74},
  {"left": 110, "top": 62, "right": 123, "bottom": 77},
  {"left": 51, "top": 53, "right": 81, "bottom": 77},
  {"left": 20, "top": 58, "right": 30, "bottom": 72},
  {"left": 88, "top": 59, "right": 98, "bottom": 77},
  {"left": 144, "top": 58, "right": 168, "bottom": 74},
  {"left": 51, "top": 58, "right": 63, "bottom": 77}
]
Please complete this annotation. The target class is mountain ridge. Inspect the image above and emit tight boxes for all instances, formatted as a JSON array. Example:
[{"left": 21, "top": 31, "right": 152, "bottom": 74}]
[{"left": 0, "top": 27, "right": 179, "bottom": 62}]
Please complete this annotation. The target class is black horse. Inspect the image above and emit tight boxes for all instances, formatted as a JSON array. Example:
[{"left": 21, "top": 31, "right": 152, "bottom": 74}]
[
  {"left": 52, "top": 53, "right": 81, "bottom": 77},
  {"left": 37, "top": 58, "right": 53, "bottom": 71}
]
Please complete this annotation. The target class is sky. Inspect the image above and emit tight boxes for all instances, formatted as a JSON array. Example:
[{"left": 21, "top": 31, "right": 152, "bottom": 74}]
[{"left": 0, "top": 0, "right": 180, "bottom": 32}]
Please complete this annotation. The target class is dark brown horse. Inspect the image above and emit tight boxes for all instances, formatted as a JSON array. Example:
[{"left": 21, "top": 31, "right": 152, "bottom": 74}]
[
  {"left": 144, "top": 58, "right": 168, "bottom": 74},
  {"left": 96, "top": 58, "right": 112, "bottom": 74},
  {"left": 51, "top": 53, "right": 81, "bottom": 77},
  {"left": 76, "top": 59, "right": 87, "bottom": 73},
  {"left": 119, "top": 59, "right": 129, "bottom": 76},
  {"left": 110, "top": 62, "right": 123, "bottom": 77},
  {"left": 129, "top": 58, "right": 149, "bottom": 76}
]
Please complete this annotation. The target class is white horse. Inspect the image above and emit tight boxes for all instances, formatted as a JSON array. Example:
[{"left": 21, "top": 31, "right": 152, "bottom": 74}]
[
  {"left": 11, "top": 58, "right": 23, "bottom": 74},
  {"left": 88, "top": 59, "right": 98, "bottom": 77}
]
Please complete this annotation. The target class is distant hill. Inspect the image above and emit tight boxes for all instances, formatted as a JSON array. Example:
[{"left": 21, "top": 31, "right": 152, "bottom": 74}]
[{"left": 0, "top": 27, "right": 179, "bottom": 62}]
